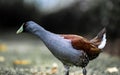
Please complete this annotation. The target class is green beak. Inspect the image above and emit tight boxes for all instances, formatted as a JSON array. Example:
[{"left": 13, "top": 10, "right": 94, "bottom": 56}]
[{"left": 16, "top": 23, "right": 24, "bottom": 34}]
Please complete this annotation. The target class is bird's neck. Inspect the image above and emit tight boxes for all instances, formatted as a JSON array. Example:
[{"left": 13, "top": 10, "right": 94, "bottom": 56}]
[
  {"left": 25, "top": 24, "right": 51, "bottom": 40},
  {"left": 25, "top": 24, "right": 65, "bottom": 55}
]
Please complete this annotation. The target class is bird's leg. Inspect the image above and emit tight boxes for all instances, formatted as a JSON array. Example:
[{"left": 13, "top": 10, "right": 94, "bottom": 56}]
[
  {"left": 64, "top": 65, "right": 70, "bottom": 75},
  {"left": 82, "top": 67, "right": 87, "bottom": 75}
]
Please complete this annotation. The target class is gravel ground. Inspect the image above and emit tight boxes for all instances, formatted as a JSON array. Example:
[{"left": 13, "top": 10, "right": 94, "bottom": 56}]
[{"left": 0, "top": 33, "right": 119, "bottom": 75}]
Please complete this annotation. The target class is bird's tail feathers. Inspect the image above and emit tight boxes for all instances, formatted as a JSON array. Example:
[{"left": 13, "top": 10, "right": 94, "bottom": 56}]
[{"left": 90, "top": 28, "right": 106, "bottom": 49}]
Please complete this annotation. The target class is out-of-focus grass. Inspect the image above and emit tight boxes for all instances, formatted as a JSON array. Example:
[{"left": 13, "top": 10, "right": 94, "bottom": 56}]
[{"left": 0, "top": 40, "right": 120, "bottom": 75}]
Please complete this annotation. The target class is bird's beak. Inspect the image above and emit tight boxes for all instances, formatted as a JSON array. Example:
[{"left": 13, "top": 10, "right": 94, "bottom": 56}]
[{"left": 16, "top": 23, "right": 24, "bottom": 34}]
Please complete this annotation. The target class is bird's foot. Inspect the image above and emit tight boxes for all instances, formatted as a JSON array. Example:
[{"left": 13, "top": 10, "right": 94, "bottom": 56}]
[
  {"left": 65, "top": 70, "right": 69, "bottom": 75},
  {"left": 82, "top": 67, "right": 87, "bottom": 75},
  {"left": 64, "top": 65, "right": 70, "bottom": 75}
]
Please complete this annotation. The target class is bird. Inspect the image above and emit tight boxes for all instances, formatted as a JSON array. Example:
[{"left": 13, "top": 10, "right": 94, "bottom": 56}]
[{"left": 16, "top": 21, "right": 106, "bottom": 75}]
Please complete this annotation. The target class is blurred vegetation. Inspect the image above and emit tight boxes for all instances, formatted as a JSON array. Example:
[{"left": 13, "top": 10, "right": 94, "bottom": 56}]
[{"left": 0, "top": 0, "right": 120, "bottom": 56}]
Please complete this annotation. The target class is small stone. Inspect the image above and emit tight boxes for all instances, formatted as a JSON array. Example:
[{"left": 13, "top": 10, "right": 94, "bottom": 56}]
[
  {"left": 0, "top": 56, "right": 5, "bottom": 62},
  {"left": 50, "top": 63, "right": 58, "bottom": 74},
  {"left": 0, "top": 44, "right": 7, "bottom": 51},
  {"left": 105, "top": 67, "right": 119, "bottom": 73},
  {"left": 13, "top": 60, "right": 31, "bottom": 65},
  {"left": 52, "top": 62, "right": 58, "bottom": 68}
]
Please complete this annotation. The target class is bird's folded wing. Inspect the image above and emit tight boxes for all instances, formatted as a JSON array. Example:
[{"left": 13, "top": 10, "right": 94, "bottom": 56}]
[{"left": 60, "top": 34, "right": 100, "bottom": 54}]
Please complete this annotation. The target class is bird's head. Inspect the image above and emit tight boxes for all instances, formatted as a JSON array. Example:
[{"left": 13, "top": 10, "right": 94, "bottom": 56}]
[
  {"left": 16, "top": 21, "right": 37, "bottom": 34},
  {"left": 16, "top": 21, "right": 45, "bottom": 34}
]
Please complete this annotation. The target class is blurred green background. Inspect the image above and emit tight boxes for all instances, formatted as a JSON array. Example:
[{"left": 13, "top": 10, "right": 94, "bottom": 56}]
[{"left": 0, "top": 0, "right": 120, "bottom": 75}]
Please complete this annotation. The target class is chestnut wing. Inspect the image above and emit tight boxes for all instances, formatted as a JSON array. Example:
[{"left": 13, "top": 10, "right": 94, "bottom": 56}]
[{"left": 61, "top": 34, "right": 100, "bottom": 55}]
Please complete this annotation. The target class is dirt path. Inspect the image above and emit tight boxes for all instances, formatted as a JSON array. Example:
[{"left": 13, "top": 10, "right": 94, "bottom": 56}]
[{"left": 0, "top": 33, "right": 119, "bottom": 75}]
